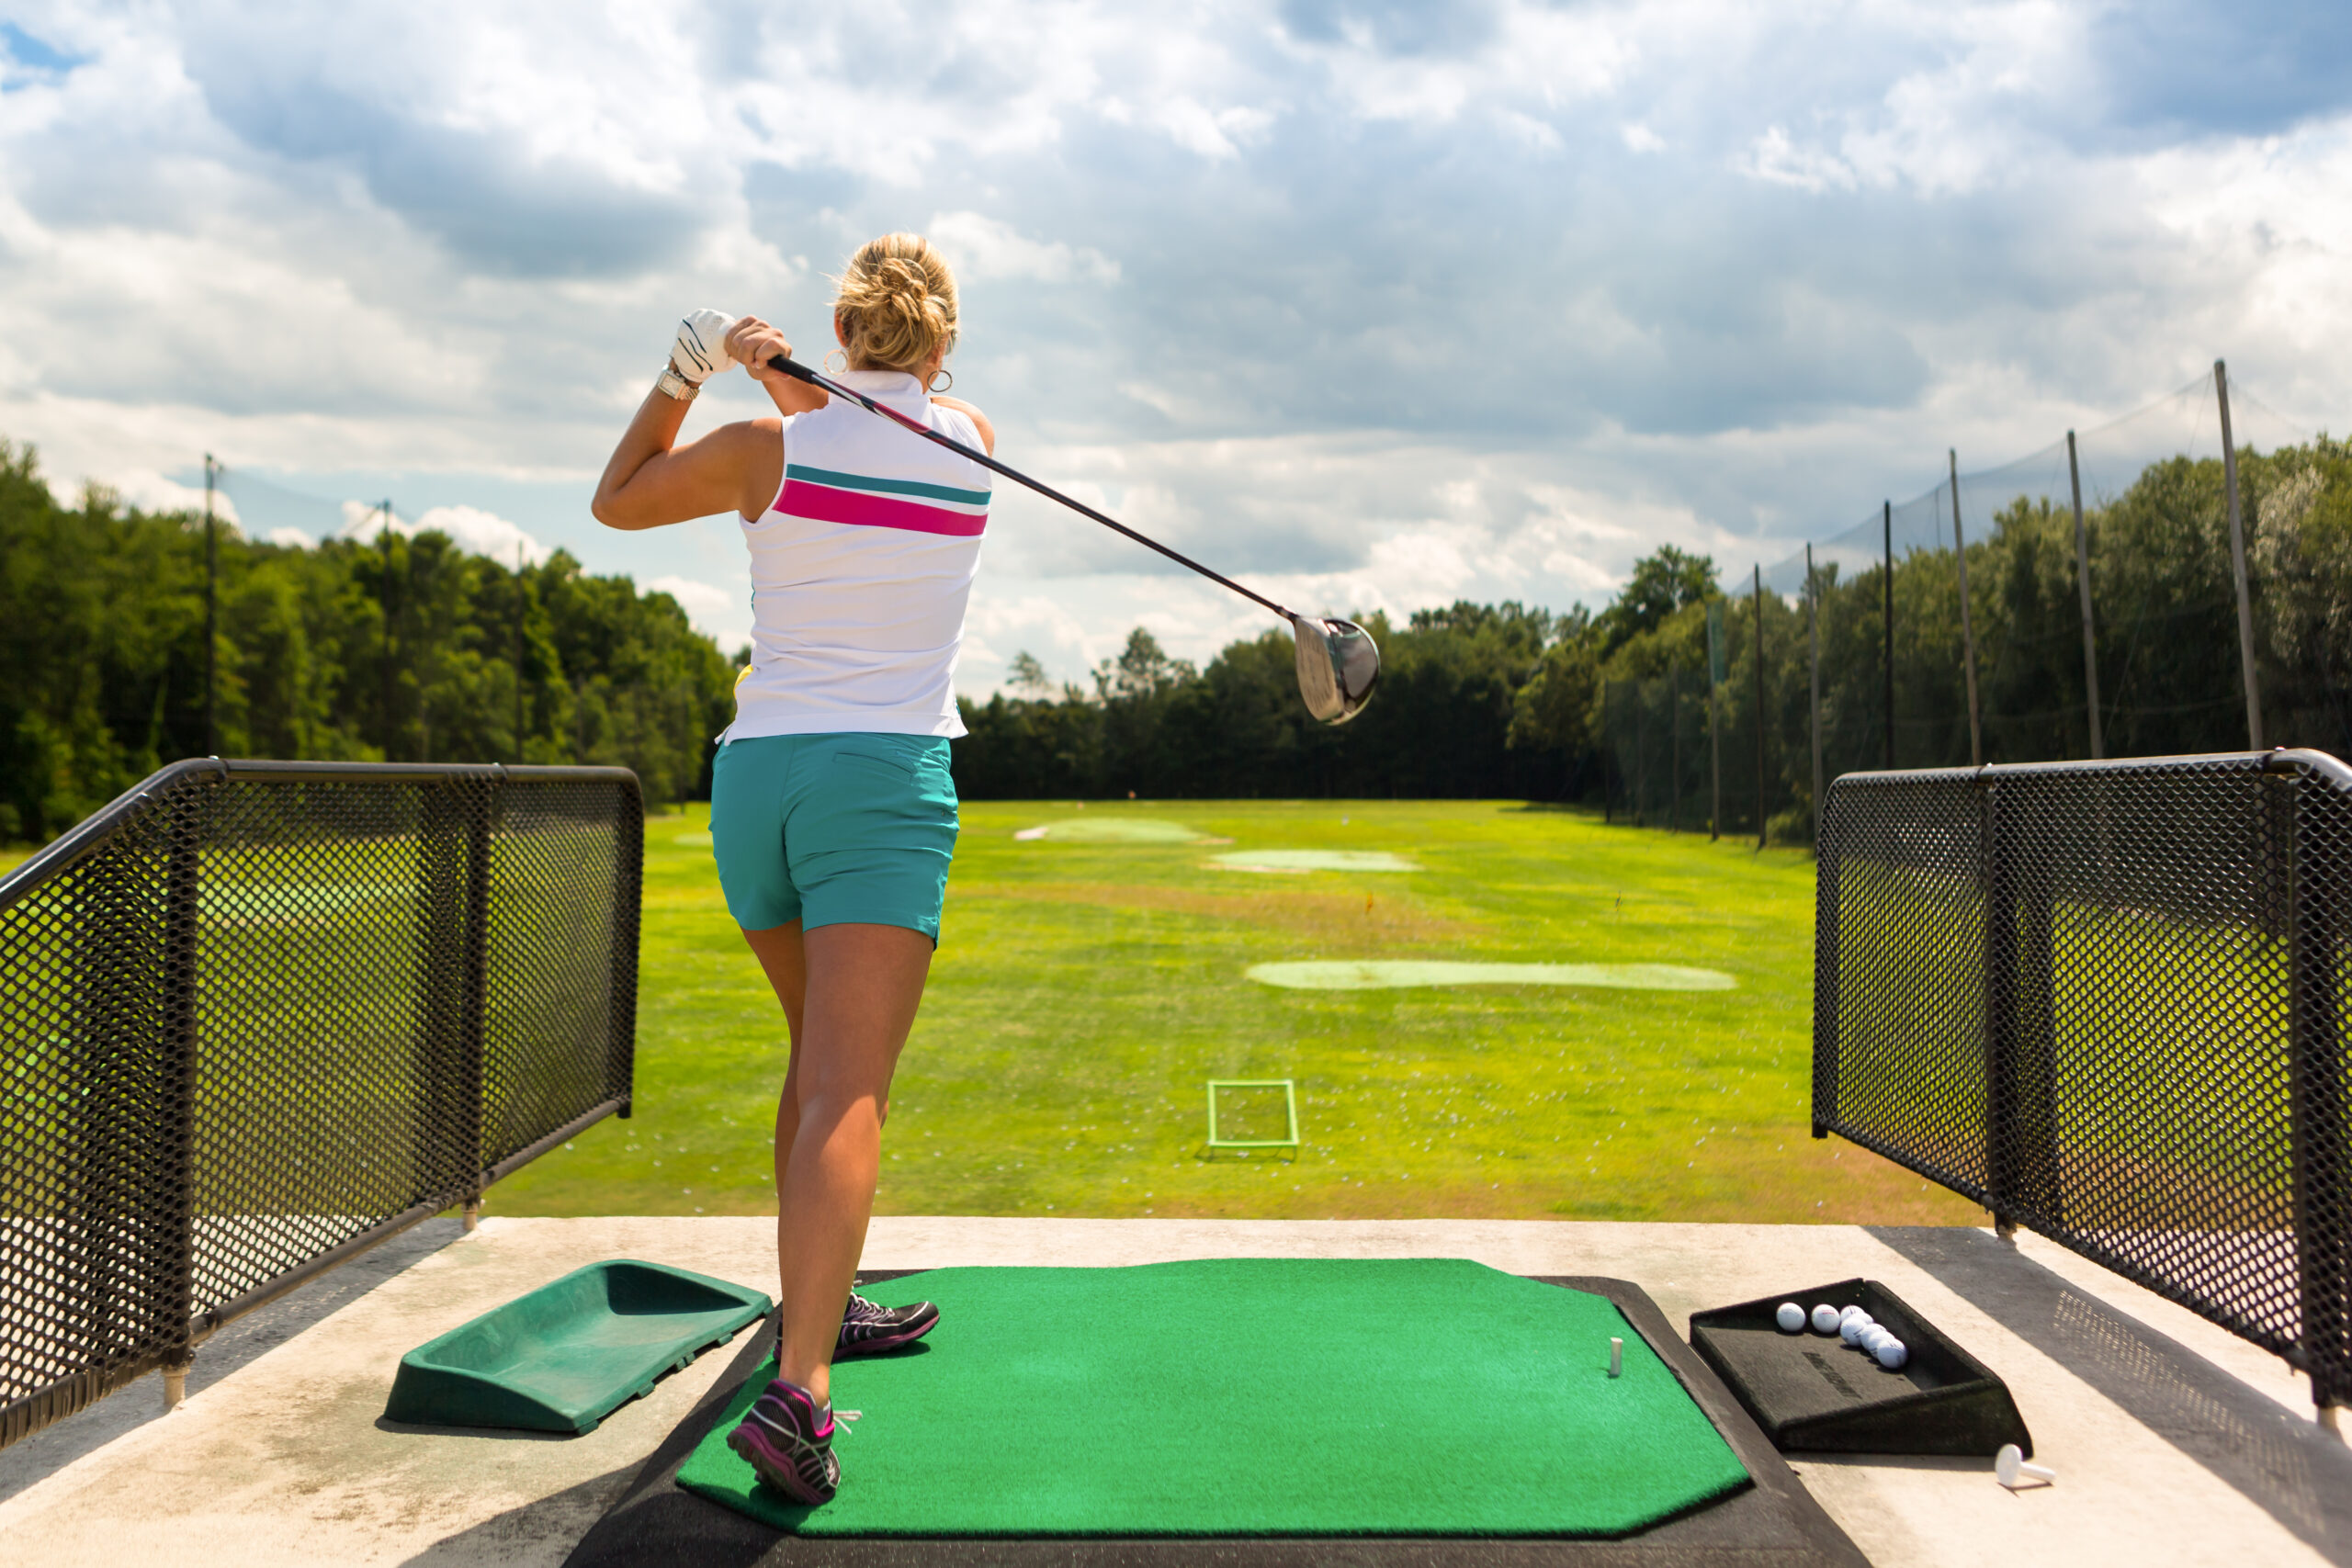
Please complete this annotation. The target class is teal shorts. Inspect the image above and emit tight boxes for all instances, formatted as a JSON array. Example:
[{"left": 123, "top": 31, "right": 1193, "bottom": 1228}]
[{"left": 708, "top": 733, "right": 959, "bottom": 942}]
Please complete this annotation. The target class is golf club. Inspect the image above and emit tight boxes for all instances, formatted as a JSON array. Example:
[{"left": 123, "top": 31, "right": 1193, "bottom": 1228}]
[{"left": 763, "top": 349, "right": 1380, "bottom": 724}]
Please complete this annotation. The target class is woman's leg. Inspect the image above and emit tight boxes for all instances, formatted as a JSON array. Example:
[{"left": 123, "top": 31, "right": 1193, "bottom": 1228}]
[
  {"left": 741, "top": 920, "right": 809, "bottom": 1192},
  {"left": 744, "top": 919, "right": 933, "bottom": 1405}
]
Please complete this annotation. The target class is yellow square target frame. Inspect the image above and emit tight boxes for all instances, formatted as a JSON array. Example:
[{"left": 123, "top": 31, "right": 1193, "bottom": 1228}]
[{"left": 1204, "top": 1078, "right": 1300, "bottom": 1150}]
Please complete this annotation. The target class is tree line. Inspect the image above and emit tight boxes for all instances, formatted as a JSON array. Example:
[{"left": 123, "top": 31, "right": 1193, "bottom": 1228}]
[
  {"left": 9, "top": 430, "right": 2344, "bottom": 842},
  {"left": 956, "top": 436, "right": 2351, "bottom": 819},
  {"left": 1544, "top": 435, "right": 2352, "bottom": 840},
  {"left": 0, "top": 440, "right": 735, "bottom": 842}
]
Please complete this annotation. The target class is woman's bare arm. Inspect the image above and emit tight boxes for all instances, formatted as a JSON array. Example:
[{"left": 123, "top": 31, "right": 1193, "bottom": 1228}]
[
  {"left": 930, "top": 394, "right": 995, "bottom": 456},
  {"left": 592, "top": 316, "right": 825, "bottom": 529},
  {"left": 591, "top": 394, "right": 782, "bottom": 530}
]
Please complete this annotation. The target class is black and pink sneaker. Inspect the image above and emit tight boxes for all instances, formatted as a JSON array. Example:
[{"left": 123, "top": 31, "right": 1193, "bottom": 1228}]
[
  {"left": 727, "top": 1376, "right": 840, "bottom": 1505},
  {"left": 836, "top": 1289, "right": 939, "bottom": 1358}
]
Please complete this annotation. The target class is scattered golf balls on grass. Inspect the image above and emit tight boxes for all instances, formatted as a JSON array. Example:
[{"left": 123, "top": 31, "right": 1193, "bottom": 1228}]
[
  {"left": 1811, "top": 1303, "right": 1842, "bottom": 1334},
  {"left": 1775, "top": 1302, "right": 1805, "bottom": 1333}
]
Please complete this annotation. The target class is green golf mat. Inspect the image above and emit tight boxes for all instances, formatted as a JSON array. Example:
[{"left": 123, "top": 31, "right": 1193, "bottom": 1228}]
[{"left": 676, "top": 1258, "right": 1749, "bottom": 1538}]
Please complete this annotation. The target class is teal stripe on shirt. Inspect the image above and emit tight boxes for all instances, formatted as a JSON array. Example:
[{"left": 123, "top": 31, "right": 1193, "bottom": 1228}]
[{"left": 784, "top": 463, "right": 990, "bottom": 508}]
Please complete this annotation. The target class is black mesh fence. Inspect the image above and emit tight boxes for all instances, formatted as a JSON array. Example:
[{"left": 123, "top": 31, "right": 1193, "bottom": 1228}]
[
  {"left": 1815, "top": 750, "right": 2351, "bottom": 1407},
  {"left": 0, "top": 759, "right": 641, "bottom": 1450},
  {"left": 1600, "top": 369, "right": 2338, "bottom": 843}
]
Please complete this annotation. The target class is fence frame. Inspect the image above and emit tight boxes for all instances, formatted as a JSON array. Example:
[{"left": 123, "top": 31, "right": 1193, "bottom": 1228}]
[
  {"left": 0, "top": 758, "right": 641, "bottom": 1449},
  {"left": 1814, "top": 748, "right": 2350, "bottom": 1412}
]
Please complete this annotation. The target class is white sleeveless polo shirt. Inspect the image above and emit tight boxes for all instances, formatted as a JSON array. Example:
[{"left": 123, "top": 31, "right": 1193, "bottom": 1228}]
[{"left": 725, "top": 369, "right": 991, "bottom": 740}]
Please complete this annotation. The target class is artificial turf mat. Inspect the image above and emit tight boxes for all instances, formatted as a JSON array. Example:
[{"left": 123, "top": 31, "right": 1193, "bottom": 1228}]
[{"left": 675, "top": 1258, "right": 1749, "bottom": 1538}]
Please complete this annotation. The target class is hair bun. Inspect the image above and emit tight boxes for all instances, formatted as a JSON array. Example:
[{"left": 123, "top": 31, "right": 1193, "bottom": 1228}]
[{"left": 834, "top": 235, "right": 959, "bottom": 377}]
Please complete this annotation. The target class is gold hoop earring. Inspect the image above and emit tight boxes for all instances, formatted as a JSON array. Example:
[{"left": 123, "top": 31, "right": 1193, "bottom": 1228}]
[
  {"left": 928, "top": 368, "right": 954, "bottom": 393},
  {"left": 824, "top": 349, "right": 848, "bottom": 374}
]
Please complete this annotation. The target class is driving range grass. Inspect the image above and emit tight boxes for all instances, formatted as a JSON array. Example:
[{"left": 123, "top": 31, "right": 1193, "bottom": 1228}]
[{"left": 490, "top": 799, "right": 1977, "bottom": 1225}]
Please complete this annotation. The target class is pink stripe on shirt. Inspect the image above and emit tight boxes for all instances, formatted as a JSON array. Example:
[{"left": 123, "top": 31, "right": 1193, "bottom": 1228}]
[{"left": 777, "top": 479, "right": 987, "bottom": 537}]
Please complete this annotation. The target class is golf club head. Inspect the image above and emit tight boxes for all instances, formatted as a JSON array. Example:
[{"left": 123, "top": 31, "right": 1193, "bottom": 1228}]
[{"left": 1291, "top": 615, "right": 1382, "bottom": 725}]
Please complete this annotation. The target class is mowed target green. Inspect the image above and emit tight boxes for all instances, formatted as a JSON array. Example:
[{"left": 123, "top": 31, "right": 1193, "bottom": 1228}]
[{"left": 492, "top": 799, "right": 1976, "bottom": 1225}]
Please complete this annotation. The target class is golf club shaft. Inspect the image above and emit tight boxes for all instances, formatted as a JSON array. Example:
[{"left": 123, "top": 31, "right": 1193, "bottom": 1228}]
[{"left": 765, "top": 353, "right": 1295, "bottom": 621}]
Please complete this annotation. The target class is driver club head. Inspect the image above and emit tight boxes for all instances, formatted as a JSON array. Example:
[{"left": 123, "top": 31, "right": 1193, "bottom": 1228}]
[{"left": 1291, "top": 615, "right": 1382, "bottom": 725}]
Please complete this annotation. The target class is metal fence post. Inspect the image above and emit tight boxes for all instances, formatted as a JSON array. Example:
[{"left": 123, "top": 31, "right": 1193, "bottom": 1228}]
[
  {"left": 2217, "top": 361, "right": 2264, "bottom": 750},
  {"left": 2281, "top": 765, "right": 2348, "bottom": 1413},
  {"left": 458, "top": 779, "right": 492, "bottom": 1230},
  {"left": 1812, "top": 781, "right": 1841, "bottom": 1141},
  {"left": 1753, "top": 565, "right": 1767, "bottom": 850},
  {"left": 1982, "top": 777, "right": 2018, "bottom": 1238},
  {"left": 1951, "top": 451, "right": 1984, "bottom": 767},
  {"left": 157, "top": 779, "right": 205, "bottom": 1409},
  {"left": 605, "top": 779, "right": 645, "bottom": 1119},
  {"left": 1807, "top": 544, "right": 1822, "bottom": 843},
  {"left": 1883, "top": 501, "right": 1895, "bottom": 771},
  {"left": 2067, "top": 432, "right": 2103, "bottom": 760}
]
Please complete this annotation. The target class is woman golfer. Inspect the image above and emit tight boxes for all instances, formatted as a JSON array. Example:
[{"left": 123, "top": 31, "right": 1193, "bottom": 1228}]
[{"left": 593, "top": 233, "right": 989, "bottom": 1505}]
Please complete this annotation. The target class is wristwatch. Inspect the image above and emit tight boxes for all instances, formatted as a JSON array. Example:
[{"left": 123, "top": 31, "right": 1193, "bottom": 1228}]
[{"left": 656, "top": 367, "right": 699, "bottom": 401}]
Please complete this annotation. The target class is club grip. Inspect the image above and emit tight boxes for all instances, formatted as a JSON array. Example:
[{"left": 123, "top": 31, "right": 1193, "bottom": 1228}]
[{"left": 766, "top": 353, "right": 819, "bottom": 384}]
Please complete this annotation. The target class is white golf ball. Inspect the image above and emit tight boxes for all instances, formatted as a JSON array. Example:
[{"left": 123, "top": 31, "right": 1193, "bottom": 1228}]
[
  {"left": 1873, "top": 1337, "right": 1909, "bottom": 1370},
  {"left": 1775, "top": 1302, "right": 1805, "bottom": 1333},
  {"left": 1840, "top": 1314, "right": 1876, "bottom": 1346},
  {"left": 1811, "top": 1303, "right": 1841, "bottom": 1335},
  {"left": 1860, "top": 1325, "right": 1895, "bottom": 1354},
  {"left": 1838, "top": 1304, "right": 1869, "bottom": 1327}
]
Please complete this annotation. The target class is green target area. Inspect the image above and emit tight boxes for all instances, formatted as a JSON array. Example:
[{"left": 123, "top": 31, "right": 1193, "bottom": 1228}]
[
  {"left": 1211, "top": 849, "right": 1419, "bottom": 873},
  {"left": 1246, "top": 960, "right": 1737, "bottom": 991},
  {"left": 677, "top": 1258, "right": 1748, "bottom": 1537},
  {"left": 1012, "top": 818, "right": 1203, "bottom": 844}
]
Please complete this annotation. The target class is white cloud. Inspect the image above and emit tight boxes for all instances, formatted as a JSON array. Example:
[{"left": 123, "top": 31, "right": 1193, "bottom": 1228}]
[
  {"left": 927, "top": 212, "right": 1120, "bottom": 285},
  {"left": 644, "top": 573, "right": 745, "bottom": 647},
  {"left": 335, "top": 498, "right": 550, "bottom": 565},
  {"left": 0, "top": 0, "right": 2345, "bottom": 688},
  {"left": 267, "top": 526, "right": 311, "bottom": 550}
]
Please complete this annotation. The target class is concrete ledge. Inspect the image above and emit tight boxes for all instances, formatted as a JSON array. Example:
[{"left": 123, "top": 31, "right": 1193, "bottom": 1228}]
[{"left": 0, "top": 1217, "right": 2344, "bottom": 1567}]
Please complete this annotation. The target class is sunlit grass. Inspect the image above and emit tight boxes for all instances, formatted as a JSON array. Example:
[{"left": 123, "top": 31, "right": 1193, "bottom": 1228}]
[{"left": 493, "top": 799, "right": 1975, "bottom": 1225}]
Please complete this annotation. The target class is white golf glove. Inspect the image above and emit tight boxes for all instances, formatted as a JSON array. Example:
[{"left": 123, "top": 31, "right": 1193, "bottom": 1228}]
[{"left": 670, "top": 309, "right": 741, "bottom": 385}]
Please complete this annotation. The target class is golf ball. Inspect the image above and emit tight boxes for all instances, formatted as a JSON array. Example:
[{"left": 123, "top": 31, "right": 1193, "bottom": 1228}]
[
  {"left": 1775, "top": 1302, "right": 1805, "bottom": 1333},
  {"left": 1811, "top": 1303, "right": 1842, "bottom": 1335},
  {"left": 1840, "top": 1314, "right": 1876, "bottom": 1347},
  {"left": 1873, "top": 1337, "right": 1909, "bottom": 1370},
  {"left": 1860, "top": 1325, "right": 1894, "bottom": 1354}
]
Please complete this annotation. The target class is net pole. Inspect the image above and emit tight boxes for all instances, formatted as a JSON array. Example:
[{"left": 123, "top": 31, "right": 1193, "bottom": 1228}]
[
  {"left": 513, "top": 544, "right": 526, "bottom": 761},
  {"left": 1602, "top": 682, "right": 1613, "bottom": 826},
  {"left": 1670, "top": 666, "right": 1682, "bottom": 831},
  {"left": 1753, "top": 564, "right": 1766, "bottom": 851},
  {"left": 1808, "top": 543, "right": 1822, "bottom": 844},
  {"left": 1951, "top": 450, "right": 1984, "bottom": 766},
  {"left": 2067, "top": 431, "right": 2104, "bottom": 760},
  {"left": 2216, "top": 360, "right": 2265, "bottom": 750},
  {"left": 1708, "top": 605, "right": 1723, "bottom": 840},
  {"left": 202, "top": 456, "right": 218, "bottom": 758},
  {"left": 1883, "top": 501, "right": 1894, "bottom": 770}
]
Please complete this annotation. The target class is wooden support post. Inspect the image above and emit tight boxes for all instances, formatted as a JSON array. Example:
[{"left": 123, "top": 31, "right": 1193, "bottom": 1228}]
[
  {"left": 1951, "top": 450, "right": 1983, "bottom": 767},
  {"left": 2217, "top": 360, "right": 2264, "bottom": 750}
]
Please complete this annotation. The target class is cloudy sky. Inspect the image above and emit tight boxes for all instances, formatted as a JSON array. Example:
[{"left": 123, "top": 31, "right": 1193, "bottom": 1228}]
[{"left": 1, "top": 1, "right": 2346, "bottom": 690}]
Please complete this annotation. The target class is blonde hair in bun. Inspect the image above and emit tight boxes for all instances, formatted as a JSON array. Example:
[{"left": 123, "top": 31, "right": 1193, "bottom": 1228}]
[{"left": 833, "top": 233, "right": 959, "bottom": 376}]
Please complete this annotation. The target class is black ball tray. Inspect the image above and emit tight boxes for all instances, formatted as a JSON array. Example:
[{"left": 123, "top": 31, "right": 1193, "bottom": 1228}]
[{"left": 1688, "top": 1276, "right": 2032, "bottom": 1458}]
